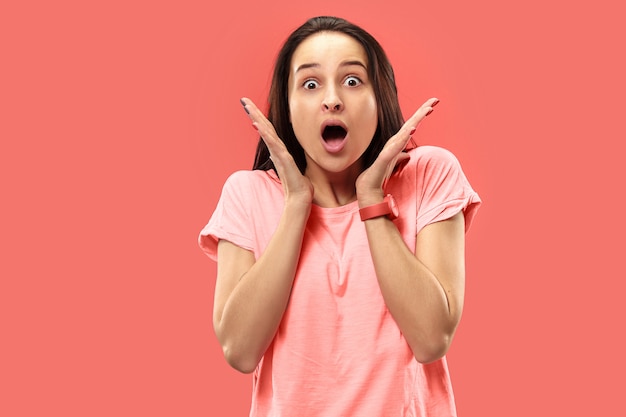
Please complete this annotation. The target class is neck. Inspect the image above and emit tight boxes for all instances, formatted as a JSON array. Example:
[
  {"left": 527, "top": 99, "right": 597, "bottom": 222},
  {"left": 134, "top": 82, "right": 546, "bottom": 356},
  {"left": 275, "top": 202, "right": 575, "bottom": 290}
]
[{"left": 305, "top": 166, "right": 361, "bottom": 208}]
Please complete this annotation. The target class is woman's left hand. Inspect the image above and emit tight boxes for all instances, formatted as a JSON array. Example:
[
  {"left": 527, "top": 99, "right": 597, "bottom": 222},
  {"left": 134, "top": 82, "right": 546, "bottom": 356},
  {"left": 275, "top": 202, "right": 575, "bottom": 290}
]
[{"left": 355, "top": 97, "right": 439, "bottom": 206}]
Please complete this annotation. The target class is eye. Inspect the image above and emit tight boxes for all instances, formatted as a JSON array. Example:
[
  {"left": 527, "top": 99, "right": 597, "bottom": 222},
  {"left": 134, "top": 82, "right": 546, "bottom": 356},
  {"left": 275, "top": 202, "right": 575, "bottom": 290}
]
[
  {"left": 344, "top": 76, "right": 362, "bottom": 87},
  {"left": 303, "top": 80, "right": 319, "bottom": 90}
]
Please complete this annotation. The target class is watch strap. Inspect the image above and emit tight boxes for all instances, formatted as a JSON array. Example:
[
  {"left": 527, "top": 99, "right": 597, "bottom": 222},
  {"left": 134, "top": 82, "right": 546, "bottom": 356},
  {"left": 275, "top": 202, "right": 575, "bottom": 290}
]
[{"left": 359, "top": 194, "right": 397, "bottom": 221}]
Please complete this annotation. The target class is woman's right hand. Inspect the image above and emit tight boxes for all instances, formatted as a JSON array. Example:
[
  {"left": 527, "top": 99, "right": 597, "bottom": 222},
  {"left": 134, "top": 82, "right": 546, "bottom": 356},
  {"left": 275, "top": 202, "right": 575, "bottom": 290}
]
[{"left": 240, "top": 97, "right": 314, "bottom": 208}]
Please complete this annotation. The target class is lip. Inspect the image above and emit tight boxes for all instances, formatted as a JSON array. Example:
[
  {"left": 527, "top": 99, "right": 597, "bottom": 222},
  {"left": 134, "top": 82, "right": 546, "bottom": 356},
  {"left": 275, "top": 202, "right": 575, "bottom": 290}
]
[{"left": 320, "top": 119, "right": 348, "bottom": 154}]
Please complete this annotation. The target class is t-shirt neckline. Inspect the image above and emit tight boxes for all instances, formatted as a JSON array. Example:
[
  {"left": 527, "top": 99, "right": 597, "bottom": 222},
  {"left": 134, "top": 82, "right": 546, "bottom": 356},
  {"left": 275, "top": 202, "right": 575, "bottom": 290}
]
[{"left": 265, "top": 169, "right": 360, "bottom": 218}]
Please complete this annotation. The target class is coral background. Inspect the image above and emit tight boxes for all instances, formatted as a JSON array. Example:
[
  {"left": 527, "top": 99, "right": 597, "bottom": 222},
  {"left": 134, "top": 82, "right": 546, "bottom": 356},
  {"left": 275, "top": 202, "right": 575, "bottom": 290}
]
[{"left": 2, "top": 0, "right": 625, "bottom": 415}]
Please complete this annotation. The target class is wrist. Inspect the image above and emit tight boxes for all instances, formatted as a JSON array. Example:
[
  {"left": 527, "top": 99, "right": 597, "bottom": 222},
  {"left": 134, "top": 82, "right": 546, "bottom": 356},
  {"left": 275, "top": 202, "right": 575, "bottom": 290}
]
[
  {"left": 359, "top": 194, "right": 399, "bottom": 221},
  {"left": 283, "top": 198, "right": 312, "bottom": 220},
  {"left": 357, "top": 189, "right": 385, "bottom": 208}
]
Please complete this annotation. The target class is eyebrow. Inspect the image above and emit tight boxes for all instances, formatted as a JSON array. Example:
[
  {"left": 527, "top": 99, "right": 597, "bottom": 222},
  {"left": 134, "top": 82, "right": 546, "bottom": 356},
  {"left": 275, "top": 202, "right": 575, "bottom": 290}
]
[{"left": 295, "top": 60, "right": 368, "bottom": 73}]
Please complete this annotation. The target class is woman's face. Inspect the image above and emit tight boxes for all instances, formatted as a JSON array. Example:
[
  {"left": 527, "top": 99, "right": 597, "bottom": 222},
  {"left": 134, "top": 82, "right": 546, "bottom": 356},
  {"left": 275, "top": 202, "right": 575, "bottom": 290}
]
[{"left": 288, "top": 31, "right": 378, "bottom": 181}]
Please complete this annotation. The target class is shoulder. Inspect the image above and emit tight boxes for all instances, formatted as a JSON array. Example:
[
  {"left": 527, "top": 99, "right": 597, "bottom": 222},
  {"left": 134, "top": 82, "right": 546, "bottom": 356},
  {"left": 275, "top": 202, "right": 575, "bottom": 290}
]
[
  {"left": 394, "top": 146, "right": 463, "bottom": 184},
  {"left": 224, "top": 169, "right": 278, "bottom": 185},
  {"left": 407, "top": 145, "right": 461, "bottom": 170},
  {"left": 219, "top": 169, "right": 284, "bottom": 215},
  {"left": 222, "top": 169, "right": 281, "bottom": 193},
  {"left": 406, "top": 147, "right": 481, "bottom": 233}
]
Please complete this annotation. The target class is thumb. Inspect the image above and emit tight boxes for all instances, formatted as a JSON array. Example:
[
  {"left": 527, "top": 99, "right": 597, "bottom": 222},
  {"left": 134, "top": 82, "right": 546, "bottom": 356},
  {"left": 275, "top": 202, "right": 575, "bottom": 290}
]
[
  {"left": 383, "top": 152, "right": 410, "bottom": 184},
  {"left": 395, "top": 152, "right": 410, "bottom": 167}
]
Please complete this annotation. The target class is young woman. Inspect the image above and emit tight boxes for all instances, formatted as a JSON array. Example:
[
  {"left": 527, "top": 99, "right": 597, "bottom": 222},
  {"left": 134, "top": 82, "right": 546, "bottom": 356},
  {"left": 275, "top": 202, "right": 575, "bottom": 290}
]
[{"left": 199, "top": 16, "right": 481, "bottom": 416}]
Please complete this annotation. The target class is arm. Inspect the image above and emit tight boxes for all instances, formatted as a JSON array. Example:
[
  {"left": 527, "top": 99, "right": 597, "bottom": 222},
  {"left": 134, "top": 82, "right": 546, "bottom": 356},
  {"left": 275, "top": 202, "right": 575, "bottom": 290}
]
[
  {"left": 361, "top": 211, "right": 465, "bottom": 363},
  {"left": 214, "top": 200, "right": 309, "bottom": 373},
  {"left": 357, "top": 98, "right": 466, "bottom": 363},
  {"left": 213, "top": 98, "right": 313, "bottom": 373}
]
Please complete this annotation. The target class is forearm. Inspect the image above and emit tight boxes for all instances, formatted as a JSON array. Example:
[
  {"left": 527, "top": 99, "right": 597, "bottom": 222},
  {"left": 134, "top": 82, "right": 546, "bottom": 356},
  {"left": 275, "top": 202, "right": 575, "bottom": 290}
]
[
  {"left": 216, "top": 201, "right": 310, "bottom": 372},
  {"left": 363, "top": 216, "right": 463, "bottom": 363}
]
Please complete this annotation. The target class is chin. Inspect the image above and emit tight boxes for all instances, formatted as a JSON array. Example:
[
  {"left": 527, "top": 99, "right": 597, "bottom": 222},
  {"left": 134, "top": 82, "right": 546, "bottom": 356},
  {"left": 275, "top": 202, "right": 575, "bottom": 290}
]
[{"left": 314, "top": 157, "right": 364, "bottom": 176}]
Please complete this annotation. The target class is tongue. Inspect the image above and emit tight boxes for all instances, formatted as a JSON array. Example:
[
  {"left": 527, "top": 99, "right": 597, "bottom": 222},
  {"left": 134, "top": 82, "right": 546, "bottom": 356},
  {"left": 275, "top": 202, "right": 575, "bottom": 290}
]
[
  {"left": 322, "top": 126, "right": 347, "bottom": 152},
  {"left": 325, "top": 137, "right": 344, "bottom": 146}
]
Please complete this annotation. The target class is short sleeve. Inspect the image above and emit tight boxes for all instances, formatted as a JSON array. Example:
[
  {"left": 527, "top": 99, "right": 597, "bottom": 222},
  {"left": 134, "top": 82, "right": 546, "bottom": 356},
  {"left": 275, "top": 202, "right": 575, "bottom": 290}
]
[
  {"left": 414, "top": 146, "right": 481, "bottom": 234},
  {"left": 198, "top": 171, "right": 255, "bottom": 261}
]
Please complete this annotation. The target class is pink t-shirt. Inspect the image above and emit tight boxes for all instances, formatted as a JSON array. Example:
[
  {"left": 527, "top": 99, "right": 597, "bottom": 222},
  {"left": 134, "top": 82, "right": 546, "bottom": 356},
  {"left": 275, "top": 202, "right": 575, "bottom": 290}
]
[{"left": 199, "top": 146, "right": 481, "bottom": 416}]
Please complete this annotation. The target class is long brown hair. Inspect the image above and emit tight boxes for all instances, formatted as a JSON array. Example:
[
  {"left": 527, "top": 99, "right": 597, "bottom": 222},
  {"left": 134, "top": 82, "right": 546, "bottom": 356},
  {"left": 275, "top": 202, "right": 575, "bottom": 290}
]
[{"left": 253, "top": 16, "right": 405, "bottom": 174}]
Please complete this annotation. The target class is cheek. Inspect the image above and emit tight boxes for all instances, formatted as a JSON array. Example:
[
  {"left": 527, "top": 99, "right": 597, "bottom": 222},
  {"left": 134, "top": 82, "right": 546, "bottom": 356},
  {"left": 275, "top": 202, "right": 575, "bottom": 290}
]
[
  {"left": 367, "top": 93, "right": 377, "bottom": 114},
  {"left": 289, "top": 100, "right": 315, "bottom": 131},
  {"left": 363, "top": 98, "right": 378, "bottom": 131},
  {"left": 288, "top": 104, "right": 309, "bottom": 143}
]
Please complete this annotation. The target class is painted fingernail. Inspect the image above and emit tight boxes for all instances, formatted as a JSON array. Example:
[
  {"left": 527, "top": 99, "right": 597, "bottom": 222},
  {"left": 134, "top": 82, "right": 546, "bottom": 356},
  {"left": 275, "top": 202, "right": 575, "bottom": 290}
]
[
  {"left": 409, "top": 127, "right": 416, "bottom": 135},
  {"left": 432, "top": 99, "right": 440, "bottom": 107},
  {"left": 240, "top": 99, "right": 250, "bottom": 114},
  {"left": 426, "top": 108, "right": 433, "bottom": 116}
]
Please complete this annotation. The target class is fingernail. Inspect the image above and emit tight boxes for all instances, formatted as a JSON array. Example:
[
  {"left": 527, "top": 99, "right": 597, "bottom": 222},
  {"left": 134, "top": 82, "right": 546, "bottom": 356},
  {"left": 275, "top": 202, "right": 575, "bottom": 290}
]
[
  {"left": 426, "top": 108, "right": 433, "bottom": 116},
  {"left": 432, "top": 99, "right": 440, "bottom": 107},
  {"left": 409, "top": 127, "right": 416, "bottom": 135},
  {"left": 252, "top": 123, "right": 258, "bottom": 130},
  {"left": 240, "top": 99, "right": 250, "bottom": 114}
]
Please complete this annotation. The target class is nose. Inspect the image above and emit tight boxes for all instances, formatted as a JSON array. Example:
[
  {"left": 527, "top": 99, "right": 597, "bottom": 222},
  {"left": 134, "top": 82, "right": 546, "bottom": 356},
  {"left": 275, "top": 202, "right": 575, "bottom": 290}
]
[{"left": 322, "top": 88, "right": 343, "bottom": 112}]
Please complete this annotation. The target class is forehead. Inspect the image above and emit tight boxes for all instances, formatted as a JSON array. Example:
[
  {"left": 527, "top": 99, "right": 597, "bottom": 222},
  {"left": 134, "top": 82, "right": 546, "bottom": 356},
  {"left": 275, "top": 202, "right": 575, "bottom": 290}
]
[{"left": 290, "top": 31, "right": 368, "bottom": 69}]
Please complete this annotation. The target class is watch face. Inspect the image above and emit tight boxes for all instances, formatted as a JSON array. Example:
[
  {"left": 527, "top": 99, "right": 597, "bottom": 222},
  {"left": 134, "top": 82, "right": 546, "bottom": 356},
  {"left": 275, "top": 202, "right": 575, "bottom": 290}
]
[{"left": 388, "top": 195, "right": 399, "bottom": 219}]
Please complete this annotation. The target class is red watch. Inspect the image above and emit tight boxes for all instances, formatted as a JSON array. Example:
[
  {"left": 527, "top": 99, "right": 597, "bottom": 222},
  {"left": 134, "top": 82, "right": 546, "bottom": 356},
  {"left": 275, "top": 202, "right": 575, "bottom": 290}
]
[{"left": 359, "top": 194, "right": 399, "bottom": 221}]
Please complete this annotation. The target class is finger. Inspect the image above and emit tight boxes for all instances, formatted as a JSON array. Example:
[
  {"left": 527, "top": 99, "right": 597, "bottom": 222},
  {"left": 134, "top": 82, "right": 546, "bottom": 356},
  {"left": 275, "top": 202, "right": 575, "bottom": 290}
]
[
  {"left": 374, "top": 123, "right": 417, "bottom": 169},
  {"left": 359, "top": 98, "right": 440, "bottom": 190},
  {"left": 403, "top": 97, "right": 440, "bottom": 133},
  {"left": 240, "top": 97, "right": 285, "bottom": 154},
  {"left": 240, "top": 97, "right": 301, "bottom": 181},
  {"left": 380, "top": 152, "right": 410, "bottom": 189},
  {"left": 240, "top": 97, "right": 273, "bottom": 133},
  {"left": 384, "top": 97, "right": 440, "bottom": 155},
  {"left": 386, "top": 152, "right": 410, "bottom": 177}
]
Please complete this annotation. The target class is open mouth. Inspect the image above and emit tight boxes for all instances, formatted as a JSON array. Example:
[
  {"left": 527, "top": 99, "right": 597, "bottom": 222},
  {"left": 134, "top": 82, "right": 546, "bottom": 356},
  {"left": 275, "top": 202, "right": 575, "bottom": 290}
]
[
  {"left": 320, "top": 120, "right": 348, "bottom": 153},
  {"left": 322, "top": 125, "right": 347, "bottom": 149},
  {"left": 322, "top": 125, "right": 347, "bottom": 142}
]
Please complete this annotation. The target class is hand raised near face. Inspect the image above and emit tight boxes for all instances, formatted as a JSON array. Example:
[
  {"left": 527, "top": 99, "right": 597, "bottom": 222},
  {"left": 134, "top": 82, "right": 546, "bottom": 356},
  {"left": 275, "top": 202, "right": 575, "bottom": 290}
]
[
  {"left": 355, "top": 98, "right": 439, "bottom": 206},
  {"left": 240, "top": 98, "right": 314, "bottom": 208}
]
